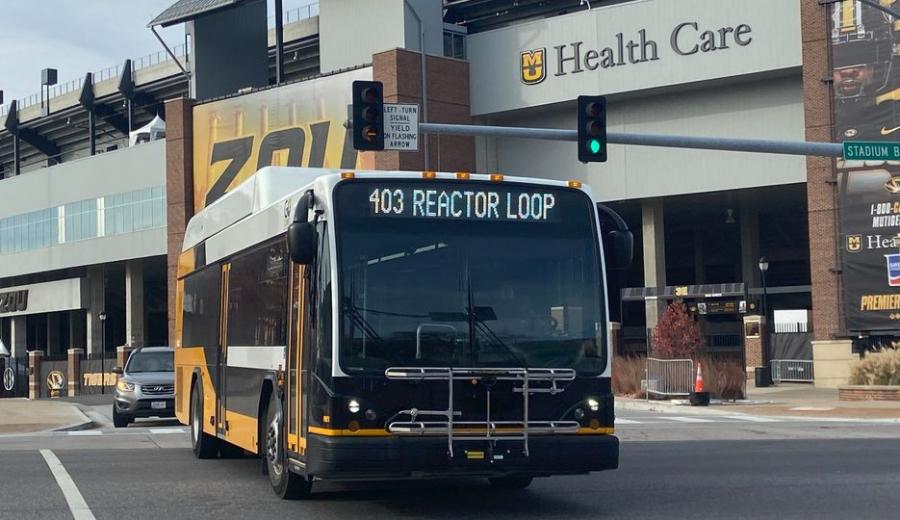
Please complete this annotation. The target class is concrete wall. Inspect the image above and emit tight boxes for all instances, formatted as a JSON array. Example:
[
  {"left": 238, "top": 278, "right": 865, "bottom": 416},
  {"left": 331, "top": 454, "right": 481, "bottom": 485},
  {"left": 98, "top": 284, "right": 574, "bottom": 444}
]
[
  {"left": 476, "top": 75, "right": 805, "bottom": 201},
  {"left": 319, "top": 0, "right": 443, "bottom": 73},
  {"left": 0, "top": 140, "right": 166, "bottom": 278}
]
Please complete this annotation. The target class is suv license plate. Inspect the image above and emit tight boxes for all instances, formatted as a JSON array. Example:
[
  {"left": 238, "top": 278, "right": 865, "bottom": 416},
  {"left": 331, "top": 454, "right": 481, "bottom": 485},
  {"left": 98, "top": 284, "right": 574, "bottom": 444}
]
[{"left": 151, "top": 401, "right": 166, "bottom": 410}]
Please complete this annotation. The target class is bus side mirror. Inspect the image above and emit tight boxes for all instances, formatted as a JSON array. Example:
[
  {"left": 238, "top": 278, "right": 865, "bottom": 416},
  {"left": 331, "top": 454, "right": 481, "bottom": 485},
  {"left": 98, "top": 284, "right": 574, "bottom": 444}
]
[
  {"left": 609, "top": 230, "right": 633, "bottom": 270},
  {"left": 288, "top": 190, "right": 317, "bottom": 265},
  {"left": 596, "top": 203, "right": 633, "bottom": 270}
]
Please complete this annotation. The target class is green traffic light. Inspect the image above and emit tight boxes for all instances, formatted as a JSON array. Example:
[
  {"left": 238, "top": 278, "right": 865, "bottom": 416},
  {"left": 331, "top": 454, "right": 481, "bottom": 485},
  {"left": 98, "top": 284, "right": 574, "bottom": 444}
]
[{"left": 589, "top": 139, "right": 602, "bottom": 154}]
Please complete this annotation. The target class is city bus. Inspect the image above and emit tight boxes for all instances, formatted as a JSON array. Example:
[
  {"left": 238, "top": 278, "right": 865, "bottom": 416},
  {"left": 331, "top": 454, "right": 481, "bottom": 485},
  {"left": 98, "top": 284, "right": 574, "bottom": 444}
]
[{"left": 174, "top": 167, "right": 630, "bottom": 498}]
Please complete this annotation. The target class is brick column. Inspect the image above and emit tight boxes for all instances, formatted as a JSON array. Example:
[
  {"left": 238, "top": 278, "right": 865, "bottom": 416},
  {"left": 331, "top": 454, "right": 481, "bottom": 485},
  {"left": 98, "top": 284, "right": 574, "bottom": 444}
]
[
  {"left": 373, "top": 49, "right": 475, "bottom": 173},
  {"left": 117, "top": 345, "right": 135, "bottom": 371},
  {"left": 67, "top": 348, "right": 83, "bottom": 397},
  {"left": 743, "top": 315, "right": 765, "bottom": 379},
  {"left": 28, "top": 350, "right": 42, "bottom": 400},
  {"left": 165, "top": 97, "right": 196, "bottom": 346},
  {"left": 801, "top": 0, "right": 854, "bottom": 377}
]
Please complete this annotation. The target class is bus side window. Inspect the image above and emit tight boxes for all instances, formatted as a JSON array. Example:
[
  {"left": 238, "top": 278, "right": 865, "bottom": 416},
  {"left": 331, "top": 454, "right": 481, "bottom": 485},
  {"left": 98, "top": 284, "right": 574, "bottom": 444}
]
[{"left": 182, "top": 264, "right": 221, "bottom": 353}]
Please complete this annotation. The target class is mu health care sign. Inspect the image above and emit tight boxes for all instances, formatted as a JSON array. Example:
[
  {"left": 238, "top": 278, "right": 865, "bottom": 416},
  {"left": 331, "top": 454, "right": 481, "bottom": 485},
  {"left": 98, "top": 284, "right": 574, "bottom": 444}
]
[{"left": 467, "top": 0, "right": 801, "bottom": 115}]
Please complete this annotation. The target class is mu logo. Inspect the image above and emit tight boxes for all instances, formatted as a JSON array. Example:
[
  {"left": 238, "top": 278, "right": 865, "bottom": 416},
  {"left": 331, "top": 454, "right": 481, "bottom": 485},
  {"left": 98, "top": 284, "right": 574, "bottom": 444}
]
[
  {"left": 520, "top": 48, "right": 546, "bottom": 85},
  {"left": 847, "top": 235, "right": 862, "bottom": 253}
]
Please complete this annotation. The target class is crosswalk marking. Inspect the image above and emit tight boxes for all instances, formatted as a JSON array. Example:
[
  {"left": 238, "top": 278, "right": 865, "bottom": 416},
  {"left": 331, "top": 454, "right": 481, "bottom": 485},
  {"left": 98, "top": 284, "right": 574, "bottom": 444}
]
[
  {"left": 149, "top": 428, "right": 187, "bottom": 434},
  {"left": 722, "top": 415, "right": 781, "bottom": 423},
  {"left": 615, "top": 418, "right": 641, "bottom": 424},
  {"left": 659, "top": 416, "right": 715, "bottom": 423},
  {"left": 67, "top": 430, "right": 102, "bottom": 436}
]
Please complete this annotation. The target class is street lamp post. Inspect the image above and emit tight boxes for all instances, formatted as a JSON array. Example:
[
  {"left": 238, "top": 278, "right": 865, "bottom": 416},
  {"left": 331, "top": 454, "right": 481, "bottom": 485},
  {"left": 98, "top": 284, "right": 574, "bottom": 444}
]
[
  {"left": 758, "top": 257, "right": 770, "bottom": 367},
  {"left": 99, "top": 311, "right": 107, "bottom": 394}
]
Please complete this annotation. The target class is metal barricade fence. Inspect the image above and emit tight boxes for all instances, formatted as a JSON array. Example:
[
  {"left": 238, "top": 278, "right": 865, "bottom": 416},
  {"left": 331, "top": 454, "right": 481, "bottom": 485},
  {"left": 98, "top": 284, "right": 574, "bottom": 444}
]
[
  {"left": 646, "top": 358, "right": 694, "bottom": 397},
  {"left": 770, "top": 360, "right": 814, "bottom": 384}
]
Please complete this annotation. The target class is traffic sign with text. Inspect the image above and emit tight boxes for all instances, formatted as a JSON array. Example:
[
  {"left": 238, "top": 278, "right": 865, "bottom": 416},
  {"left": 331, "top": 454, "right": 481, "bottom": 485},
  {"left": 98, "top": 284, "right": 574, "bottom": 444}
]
[
  {"left": 843, "top": 141, "right": 900, "bottom": 161},
  {"left": 383, "top": 103, "right": 419, "bottom": 151}
]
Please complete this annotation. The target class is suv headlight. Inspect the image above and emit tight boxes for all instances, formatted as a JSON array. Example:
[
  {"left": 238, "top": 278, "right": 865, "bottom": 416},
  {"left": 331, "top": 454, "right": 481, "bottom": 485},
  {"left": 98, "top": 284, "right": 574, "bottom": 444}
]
[{"left": 116, "top": 380, "right": 135, "bottom": 392}]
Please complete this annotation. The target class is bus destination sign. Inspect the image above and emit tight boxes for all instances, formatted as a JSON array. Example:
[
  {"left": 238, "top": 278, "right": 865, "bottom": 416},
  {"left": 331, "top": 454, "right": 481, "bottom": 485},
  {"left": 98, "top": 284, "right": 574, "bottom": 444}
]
[{"left": 368, "top": 186, "right": 559, "bottom": 222}]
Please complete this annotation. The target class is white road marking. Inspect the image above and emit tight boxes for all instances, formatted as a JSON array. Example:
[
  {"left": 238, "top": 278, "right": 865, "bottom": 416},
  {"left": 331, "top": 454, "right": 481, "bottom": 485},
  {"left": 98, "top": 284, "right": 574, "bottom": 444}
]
[
  {"left": 790, "top": 407, "right": 835, "bottom": 411},
  {"left": 40, "top": 449, "right": 96, "bottom": 520},
  {"left": 723, "top": 415, "right": 781, "bottom": 423},
  {"left": 659, "top": 416, "right": 715, "bottom": 423},
  {"left": 67, "top": 431, "right": 102, "bottom": 436},
  {"left": 615, "top": 418, "right": 641, "bottom": 424},
  {"left": 149, "top": 428, "right": 187, "bottom": 434}
]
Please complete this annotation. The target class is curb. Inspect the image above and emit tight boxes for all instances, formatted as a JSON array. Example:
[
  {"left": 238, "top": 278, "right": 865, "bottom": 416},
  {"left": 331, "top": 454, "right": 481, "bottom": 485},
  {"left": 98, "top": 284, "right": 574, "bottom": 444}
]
[
  {"left": 616, "top": 398, "right": 737, "bottom": 416},
  {"left": 47, "top": 404, "right": 95, "bottom": 433}
]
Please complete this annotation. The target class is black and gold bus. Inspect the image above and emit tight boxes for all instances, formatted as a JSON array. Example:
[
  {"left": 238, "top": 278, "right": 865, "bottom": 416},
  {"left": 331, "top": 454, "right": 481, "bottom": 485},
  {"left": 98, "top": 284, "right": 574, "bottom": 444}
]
[{"left": 175, "top": 167, "right": 629, "bottom": 498}]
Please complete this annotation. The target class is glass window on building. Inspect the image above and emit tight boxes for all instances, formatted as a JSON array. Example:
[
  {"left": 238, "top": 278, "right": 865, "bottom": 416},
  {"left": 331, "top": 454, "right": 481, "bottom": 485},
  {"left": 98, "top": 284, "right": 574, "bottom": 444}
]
[
  {"left": 443, "top": 30, "right": 466, "bottom": 59},
  {"left": 104, "top": 186, "right": 166, "bottom": 237},
  {"left": 64, "top": 200, "right": 98, "bottom": 242},
  {"left": 0, "top": 207, "right": 58, "bottom": 254}
]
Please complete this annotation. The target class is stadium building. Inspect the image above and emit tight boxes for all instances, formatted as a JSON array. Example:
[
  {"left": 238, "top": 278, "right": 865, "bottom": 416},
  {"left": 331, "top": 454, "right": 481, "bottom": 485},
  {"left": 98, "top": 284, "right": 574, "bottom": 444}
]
[{"left": 0, "top": 0, "right": 892, "bottom": 392}]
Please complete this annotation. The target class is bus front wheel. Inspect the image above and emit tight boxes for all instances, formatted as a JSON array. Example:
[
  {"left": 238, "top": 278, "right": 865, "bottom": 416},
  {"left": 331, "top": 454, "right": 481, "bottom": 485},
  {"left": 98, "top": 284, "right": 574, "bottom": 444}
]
[
  {"left": 265, "top": 393, "right": 311, "bottom": 499},
  {"left": 191, "top": 381, "right": 219, "bottom": 459}
]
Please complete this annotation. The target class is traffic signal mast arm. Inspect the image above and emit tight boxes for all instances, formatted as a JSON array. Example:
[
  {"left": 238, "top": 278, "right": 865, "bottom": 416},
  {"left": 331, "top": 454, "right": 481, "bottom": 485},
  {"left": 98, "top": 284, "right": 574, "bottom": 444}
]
[{"left": 413, "top": 121, "right": 844, "bottom": 158}]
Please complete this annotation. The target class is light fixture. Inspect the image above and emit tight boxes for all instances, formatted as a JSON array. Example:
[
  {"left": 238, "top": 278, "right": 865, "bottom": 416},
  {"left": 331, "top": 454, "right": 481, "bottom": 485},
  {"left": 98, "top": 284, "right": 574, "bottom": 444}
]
[
  {"left": 758, "top": 257, "right": 769, "bottom": 273},
  {"left": 99, "top": 311, "right": 107, "bottom": 322}
]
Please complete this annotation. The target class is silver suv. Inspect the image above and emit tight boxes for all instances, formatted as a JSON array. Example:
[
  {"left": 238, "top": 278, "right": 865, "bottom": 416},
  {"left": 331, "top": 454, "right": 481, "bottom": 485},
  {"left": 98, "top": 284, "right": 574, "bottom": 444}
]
[{"left": 112, "top": 346, "right": 175, "bottom": 428}]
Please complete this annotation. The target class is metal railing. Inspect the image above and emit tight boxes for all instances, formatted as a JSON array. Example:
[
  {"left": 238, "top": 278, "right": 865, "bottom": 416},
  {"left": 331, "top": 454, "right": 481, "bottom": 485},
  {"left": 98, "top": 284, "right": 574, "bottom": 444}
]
[
  {"left": 645, "top": 358, "right": 694, "bottom": 397},
  {"left": 0, "top": 1, "right": 319, "bottom": 118},
  {"left": 770, "top": 359, "right": 814, "bottom": 384}
]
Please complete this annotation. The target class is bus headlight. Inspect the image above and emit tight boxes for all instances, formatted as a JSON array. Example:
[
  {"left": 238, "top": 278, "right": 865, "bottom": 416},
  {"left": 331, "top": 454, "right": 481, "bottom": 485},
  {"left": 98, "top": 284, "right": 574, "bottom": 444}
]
[
  {"left": 574, "top": 408, "right": 585, "bottom": 420},
  {"left": 348, "top": 399, "right": 361, "bottom": 414},
  {"left": 587, "top": 398, "right": 600, "bottom": 412}
]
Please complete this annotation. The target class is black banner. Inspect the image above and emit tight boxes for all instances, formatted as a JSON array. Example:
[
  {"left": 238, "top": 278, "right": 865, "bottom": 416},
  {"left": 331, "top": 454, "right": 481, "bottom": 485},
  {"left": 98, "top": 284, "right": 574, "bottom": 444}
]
[
  {"left": 79, "top": 358, "right": 117, "bottom": 395},
  {"left": 832, "top": 1, "right": 900, "bottom": 332}
]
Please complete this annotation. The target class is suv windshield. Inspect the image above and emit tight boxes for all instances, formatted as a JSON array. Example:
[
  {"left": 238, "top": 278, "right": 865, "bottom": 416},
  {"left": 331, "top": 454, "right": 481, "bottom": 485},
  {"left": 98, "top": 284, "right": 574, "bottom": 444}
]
[
  {"left": 127, "top": 350, "right": 174, "bottom": 373},
  {"left": 335, "top": 180, "right": 606, "bottom": 375}
]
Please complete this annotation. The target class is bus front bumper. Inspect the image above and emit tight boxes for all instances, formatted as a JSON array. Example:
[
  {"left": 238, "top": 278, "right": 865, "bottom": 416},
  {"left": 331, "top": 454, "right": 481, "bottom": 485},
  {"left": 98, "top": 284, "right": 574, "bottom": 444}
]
[{"left": 303, "top": 433, "right": 619, "bottom": 480}]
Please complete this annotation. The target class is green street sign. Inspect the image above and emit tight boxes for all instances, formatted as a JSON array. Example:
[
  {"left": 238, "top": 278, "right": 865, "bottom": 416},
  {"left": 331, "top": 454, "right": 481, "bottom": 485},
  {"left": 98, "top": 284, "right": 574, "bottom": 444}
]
[{"left": 843, "top": 141, "right": 900, "bottom": 161}]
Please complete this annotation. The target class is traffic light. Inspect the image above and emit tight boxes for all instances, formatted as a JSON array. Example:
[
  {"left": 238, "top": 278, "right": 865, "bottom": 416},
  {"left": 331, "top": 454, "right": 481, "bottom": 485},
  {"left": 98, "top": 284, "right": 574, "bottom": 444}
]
[
  {"left": 352, "top": 80, "right": 384, "bottom": 151},
  {"left": 577, "top": 95, "right": 607, "bottom": 163}
]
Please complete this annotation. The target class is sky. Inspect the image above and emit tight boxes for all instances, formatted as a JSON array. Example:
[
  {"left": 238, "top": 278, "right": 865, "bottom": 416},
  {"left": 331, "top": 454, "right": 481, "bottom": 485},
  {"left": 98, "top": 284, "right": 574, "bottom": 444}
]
[{"left": 0, "top": 0, "right": 316, "bottom": 107}]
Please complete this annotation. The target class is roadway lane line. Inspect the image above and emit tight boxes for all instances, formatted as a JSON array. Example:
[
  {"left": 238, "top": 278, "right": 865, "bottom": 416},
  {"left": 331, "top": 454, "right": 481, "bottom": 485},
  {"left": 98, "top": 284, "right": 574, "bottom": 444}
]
[
  {"left": 39, "top": 449, "right": 96, "bottom": 520},
  {"left": 615, "top": 419, "right": 641, "bottom": 424},
  {"left": 67, "top": 431, "right": 102, "bottom": 436},
  {"left": 660, "top": 416, "right": 715, "bottom": 423}
]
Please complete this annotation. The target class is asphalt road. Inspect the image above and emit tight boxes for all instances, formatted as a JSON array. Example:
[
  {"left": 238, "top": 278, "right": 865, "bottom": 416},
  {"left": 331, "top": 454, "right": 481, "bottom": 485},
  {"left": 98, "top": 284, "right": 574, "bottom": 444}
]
[{"left": 2, "top": 409, "right": 900, "bottom": 520}]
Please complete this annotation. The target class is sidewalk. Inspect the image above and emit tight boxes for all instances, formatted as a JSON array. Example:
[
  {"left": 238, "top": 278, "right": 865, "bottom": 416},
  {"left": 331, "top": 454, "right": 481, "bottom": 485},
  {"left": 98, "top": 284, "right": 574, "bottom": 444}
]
[
  {"left": 0, "top": 398, "right": 93, "bottom": 434},
  {"left": 618, "top": 384, "right": 900, "bottom": 420}
]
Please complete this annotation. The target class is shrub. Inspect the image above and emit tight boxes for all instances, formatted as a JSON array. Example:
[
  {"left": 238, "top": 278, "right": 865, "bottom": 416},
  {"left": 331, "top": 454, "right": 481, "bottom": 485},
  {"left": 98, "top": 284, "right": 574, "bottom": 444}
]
[
  {"left": 651, "top": 301, "right": 704, "bottom": 360},
  {"left": 850, "top": 348, "right": 900, "bottom": 386},
  {"left": 612, "top": 355, "right": 646, "bottom": 398}
]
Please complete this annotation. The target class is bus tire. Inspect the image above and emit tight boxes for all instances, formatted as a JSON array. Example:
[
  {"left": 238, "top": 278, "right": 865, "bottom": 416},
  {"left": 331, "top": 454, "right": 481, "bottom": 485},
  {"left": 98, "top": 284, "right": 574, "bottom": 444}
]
[
  {"left": 191, "top": 381, "right": 219, "bottom": 459},
  {"left": 488, "top": 476, "right": 534, "bottom": 490},
  {"left": 265, "top": 392, "right": 311, "bottom": 499}
]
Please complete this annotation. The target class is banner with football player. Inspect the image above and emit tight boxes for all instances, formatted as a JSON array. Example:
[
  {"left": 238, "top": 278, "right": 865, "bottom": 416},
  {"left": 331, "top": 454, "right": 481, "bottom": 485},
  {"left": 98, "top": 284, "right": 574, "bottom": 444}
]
[{"left": 833, "top": 0, "right": 900, "bottom": 332}]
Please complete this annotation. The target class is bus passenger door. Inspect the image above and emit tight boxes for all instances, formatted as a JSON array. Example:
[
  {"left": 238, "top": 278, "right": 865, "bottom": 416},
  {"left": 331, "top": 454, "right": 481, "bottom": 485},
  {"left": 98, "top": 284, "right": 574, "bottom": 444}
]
[
  {"left": 217, "top": 263, "right": 231, "bottom": 437},
  {"left": 287, "top": 263, "right": 308, "bottom": 458}
]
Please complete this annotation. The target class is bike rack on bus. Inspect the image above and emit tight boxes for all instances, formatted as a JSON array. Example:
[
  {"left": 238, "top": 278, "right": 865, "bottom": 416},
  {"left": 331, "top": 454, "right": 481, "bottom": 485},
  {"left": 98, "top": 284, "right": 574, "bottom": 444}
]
[{"left": 384, "top": 367, "right": 579, "bottom": 459}]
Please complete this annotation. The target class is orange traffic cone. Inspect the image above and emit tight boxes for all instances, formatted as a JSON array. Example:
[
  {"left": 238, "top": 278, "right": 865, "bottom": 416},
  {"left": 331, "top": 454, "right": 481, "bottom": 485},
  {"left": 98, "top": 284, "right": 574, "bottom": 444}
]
[{"left": 694, "top": 362, "right": 705, "bottom": 393}]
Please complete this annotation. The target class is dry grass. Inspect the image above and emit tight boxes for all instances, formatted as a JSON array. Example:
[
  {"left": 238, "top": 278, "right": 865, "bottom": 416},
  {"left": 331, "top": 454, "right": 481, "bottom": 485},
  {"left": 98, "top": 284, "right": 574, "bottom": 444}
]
[
  {"left": 612, "top": 355, "right": 646, "bottom": 398},
  {"left": 612, "top": 355, "right": 746, "bottom": 400},
  {"left": 850, "top": 347, "right": 900, "bottom": 386},
  {"left": 696, "top": 356, "right": 746, "bottom": 400}
]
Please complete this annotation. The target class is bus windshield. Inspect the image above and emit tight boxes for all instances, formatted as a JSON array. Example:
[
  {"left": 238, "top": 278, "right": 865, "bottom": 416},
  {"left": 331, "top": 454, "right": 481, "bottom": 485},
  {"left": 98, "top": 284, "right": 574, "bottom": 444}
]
[{"left": 334, "top": 180, "right": 606, "bottom": 376}]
